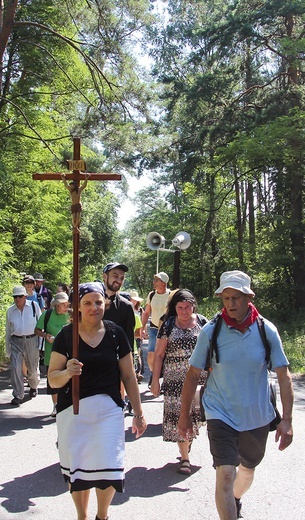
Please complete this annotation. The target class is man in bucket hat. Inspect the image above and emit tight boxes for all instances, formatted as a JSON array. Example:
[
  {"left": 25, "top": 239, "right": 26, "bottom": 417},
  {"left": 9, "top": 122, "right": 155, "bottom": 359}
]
[
  {"left": 33, "top": 273, "right": 53, "bottom": 309},
  {"left": 6, "top": 286, "right": 42, "bottom": 405},
  {"left": 178, "top": 270, "right": 293, "bottom": 519}
]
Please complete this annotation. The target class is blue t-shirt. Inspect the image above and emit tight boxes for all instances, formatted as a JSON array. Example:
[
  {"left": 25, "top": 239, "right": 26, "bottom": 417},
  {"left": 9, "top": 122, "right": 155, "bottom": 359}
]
[
  {"left": 26, "top": 292, "right": 44, "bottom": 310},
  {"left": 190, "top": 316, "right": 289, "bottom": 431}
]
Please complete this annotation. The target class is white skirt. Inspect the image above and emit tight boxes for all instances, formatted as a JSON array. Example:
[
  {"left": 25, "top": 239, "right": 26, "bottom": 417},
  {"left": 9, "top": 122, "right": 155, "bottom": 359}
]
[{"left": 56, "top": 394, "right": 125, "bottom": 492}]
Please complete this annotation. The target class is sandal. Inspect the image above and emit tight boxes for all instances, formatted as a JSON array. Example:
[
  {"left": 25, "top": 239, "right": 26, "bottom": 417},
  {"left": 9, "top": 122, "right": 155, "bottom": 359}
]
[{"left": 177, "top": 459, "right": 191, "bottom": 475}]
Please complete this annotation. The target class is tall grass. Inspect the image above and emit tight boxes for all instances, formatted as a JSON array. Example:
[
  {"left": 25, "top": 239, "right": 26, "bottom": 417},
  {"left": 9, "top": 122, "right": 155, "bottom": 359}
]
[{"left": 278, "top": 326, "right": 305, "bottom": 374}]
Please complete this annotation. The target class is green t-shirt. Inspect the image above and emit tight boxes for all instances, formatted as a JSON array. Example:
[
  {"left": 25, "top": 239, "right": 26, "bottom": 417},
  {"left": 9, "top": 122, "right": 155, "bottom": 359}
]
[{"left": 36, "top": 310, "right": 70, "bottom": 365}]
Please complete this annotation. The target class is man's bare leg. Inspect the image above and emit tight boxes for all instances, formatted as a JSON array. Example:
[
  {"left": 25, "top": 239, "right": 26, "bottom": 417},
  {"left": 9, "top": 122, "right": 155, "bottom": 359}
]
[
  {"left": 215, "top": 465, "right": 237, "bottom": 520},
  {"left": 234, "top": 464, "right": 255, "bottom": 499}
]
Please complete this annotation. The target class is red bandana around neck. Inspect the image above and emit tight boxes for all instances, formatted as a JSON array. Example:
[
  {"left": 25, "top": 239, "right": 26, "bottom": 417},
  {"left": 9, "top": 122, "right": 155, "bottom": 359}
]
[{"left": 221, "top": 302, "right": 259, "bottom": 332}]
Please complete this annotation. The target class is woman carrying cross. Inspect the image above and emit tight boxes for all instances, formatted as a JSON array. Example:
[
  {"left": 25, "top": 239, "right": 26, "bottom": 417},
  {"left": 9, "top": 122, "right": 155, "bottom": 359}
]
[{"left": 48, "top": 282, "right": 146, "bottom": 520}]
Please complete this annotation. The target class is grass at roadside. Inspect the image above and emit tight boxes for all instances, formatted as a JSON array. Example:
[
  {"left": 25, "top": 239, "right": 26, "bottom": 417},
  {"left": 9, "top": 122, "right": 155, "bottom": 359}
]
[
  {"left": 1, "top": 301, "right": 304, "bottom": 375},
  {"left": 278, "top": 327, "right": 305, "bottom": 374}
]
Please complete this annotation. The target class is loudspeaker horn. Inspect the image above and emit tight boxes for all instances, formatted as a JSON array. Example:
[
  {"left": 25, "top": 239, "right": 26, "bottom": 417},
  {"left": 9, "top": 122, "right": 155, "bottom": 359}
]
[
  {"left": 146, "top": 232, "right": 166, "bottom": 250},
  {"left": 172, "top": 231, "right": 191, "bottom": 250}
]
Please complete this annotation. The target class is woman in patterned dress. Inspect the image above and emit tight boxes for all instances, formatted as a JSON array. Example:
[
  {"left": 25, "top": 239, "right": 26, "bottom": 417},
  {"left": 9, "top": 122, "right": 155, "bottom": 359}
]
[{"left": 151, "top": 288, "right": 207, "bottom": 475}]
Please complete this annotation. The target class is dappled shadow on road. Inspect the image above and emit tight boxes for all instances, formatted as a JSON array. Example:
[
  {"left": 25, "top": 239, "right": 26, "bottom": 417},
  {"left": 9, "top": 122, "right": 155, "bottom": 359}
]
[
  {"left": 0, "top": 365, "right": 54, "bottom": 436},
  {"left": 292, "top": 374, "right": 305, "bottom": 409},
  {"left": 0, "top": 365, "right": 10, "bottom": 391},
  {"left": 112, "top": 462, "right": 201, "bottom": 506},
  {"left": 0, "top": 463, "right": 66, "bottom": 514},
  {"left": 125, "top": 421, "right": 162, "bottom": 442},
  {"left": 139, "top": 389, "right": 163, "bottom": 403},
  {"left": 0, "top": 408, "right": 55, "bottom": 437}
]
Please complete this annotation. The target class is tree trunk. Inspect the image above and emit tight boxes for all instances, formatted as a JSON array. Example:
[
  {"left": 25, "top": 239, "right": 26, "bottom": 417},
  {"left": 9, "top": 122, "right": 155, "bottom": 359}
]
[
  {"left": 0, "top": 0, "right": 18, "bottom": 92},
  {"left": 233, "top": 165, "right": 244, "bottom": 267},
  {"left": 248, "top": 181, "right": 255, "bottom": 262},
  {"left": 290, "top": 164, "right": 305, "bottom": 310}
]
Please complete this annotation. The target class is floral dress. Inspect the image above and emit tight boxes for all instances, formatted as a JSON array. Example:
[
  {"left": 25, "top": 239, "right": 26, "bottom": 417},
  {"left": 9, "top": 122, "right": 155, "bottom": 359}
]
[{"left": 158, "top": 318, "right": 207, "bottom": 442}]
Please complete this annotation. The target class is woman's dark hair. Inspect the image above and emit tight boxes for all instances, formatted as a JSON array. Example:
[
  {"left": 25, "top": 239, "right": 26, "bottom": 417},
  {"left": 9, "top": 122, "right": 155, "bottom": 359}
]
[
  {"left": 57, "top": 283, "right": 70, "bottom": 296},
  {"left": 164, "top": 288, "right": 197, "bottom": 320}
]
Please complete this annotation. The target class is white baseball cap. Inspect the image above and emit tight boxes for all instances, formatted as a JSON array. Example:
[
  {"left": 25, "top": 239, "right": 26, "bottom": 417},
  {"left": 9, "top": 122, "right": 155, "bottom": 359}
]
[{"left": 154, "top": 272, "right": 169, "bottom": 283}]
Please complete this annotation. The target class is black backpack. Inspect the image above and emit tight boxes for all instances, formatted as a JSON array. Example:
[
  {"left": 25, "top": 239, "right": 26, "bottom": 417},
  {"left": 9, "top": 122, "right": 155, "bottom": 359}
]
[
  {"left": 205, "top": 313, "right": 281, "bottom": 430},
  {"left": 39, "top": 309, "right": 53, "bottom": 356},
  {"left": 163, "top": 313, "right": 208, "bottom": 337},
  {"left": 205, "top": 312, "right": 271, "bottom": 371},
  {"left": 43, "top": 308, "right": 53, "bottom": 333}
]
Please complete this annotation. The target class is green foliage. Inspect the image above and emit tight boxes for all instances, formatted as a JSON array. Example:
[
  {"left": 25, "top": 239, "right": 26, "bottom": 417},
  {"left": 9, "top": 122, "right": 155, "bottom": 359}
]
[
  {"left": 113, "top": 0, "right": 305, "bottom": 374},
  {"left": 80, "top": 183, "right": 120, "bottom": 277},
  {"left": 276, "top": 314, "right": 305, "bottom": 374},
  {"left": 1, "top": 0, "right": 305, "bottom": 373},
  {"left": 0, "top": 0, "right": 154, "bottom": 361}
]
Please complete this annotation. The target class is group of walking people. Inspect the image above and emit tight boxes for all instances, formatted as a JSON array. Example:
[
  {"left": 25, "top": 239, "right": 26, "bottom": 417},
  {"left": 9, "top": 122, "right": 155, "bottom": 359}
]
[
  {"left": 6, "top": 267, "right": 293, "bottom": 520},
  {"left": 6, "top": 273, "right": 71, "bottom": 414}
]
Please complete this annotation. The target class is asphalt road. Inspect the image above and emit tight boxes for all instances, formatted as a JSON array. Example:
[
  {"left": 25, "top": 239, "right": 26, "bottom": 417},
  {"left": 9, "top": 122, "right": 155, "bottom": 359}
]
[{"left": 0, "top": 342, "right": 304, "bottom": 520}]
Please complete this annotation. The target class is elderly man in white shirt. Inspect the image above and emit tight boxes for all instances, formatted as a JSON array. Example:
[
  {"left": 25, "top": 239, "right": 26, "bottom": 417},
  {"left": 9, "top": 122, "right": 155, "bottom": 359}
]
[{"left": 6, "top": 286, "right": 41, "bottom": 406}]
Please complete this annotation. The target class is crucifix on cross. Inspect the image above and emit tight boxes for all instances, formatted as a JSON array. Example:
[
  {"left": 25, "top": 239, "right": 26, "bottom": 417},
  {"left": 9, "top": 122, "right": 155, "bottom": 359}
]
[{"left": 33, "top": 137, "right": 121, "bottom": 414}]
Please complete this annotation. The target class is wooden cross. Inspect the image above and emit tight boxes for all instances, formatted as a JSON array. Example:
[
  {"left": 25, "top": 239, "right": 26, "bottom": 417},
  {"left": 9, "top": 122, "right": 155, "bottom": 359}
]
[{"left": 33, "top": 137, "right": 121, "bottom": 414}]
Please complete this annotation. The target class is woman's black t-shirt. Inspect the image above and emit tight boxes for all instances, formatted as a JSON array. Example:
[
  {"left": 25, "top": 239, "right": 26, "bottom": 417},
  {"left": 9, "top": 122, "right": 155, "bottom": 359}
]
[{"left": 51, "top": 320, "right": 131, "bottom": 413}]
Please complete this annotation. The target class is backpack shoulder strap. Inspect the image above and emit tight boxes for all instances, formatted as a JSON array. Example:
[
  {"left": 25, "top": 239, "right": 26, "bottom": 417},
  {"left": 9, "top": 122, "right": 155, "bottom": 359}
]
[
  {"left": 205, "top": 312, "right": 222, "bottom": 371},
  {"left": 196, "top": 314, "right": 208, "bottom": 327},
  {"left": 204, "top": 313, "right": 271, "bottom": 371},
  {"left": 31, "top": 301, "right": 37, "bottom": 319},
  {"left": 149, "top": 290, "right": 156, "bottom": 303},
  {"left": 163, "top": 315, "right": 176, "bottom": 337},
  {"left": 256, "top": 315, "right": 271, "bottom": 369},
  {"left": 164, "top": 313, "right": 207, "bottom": 338},
  {"left": 43, "top": 309, "right": 53, "bottom": 333}
]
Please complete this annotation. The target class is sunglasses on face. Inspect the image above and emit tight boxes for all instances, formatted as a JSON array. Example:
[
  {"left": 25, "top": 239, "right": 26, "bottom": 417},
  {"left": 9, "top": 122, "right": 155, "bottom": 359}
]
[
  {"left": 14, "top": 295, "right": 25, "bottom": 299},
  {"left": 24, "top": 281, "right": 34, "bottom": 284}
]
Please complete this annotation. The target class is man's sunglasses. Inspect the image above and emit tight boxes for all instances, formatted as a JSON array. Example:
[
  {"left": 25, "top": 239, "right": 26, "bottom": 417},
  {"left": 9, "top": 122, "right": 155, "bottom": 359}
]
[{"left": 13, "top": 295, "right": 25, "bottom": 299}]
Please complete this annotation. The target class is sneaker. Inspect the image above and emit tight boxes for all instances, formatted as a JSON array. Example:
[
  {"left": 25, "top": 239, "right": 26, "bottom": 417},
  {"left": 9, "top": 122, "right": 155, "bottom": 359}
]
[
  {"left": 235, "top": 498, "right": 242, "bottom": 518},
  {"left": 50, "top": 404, "right": 57, "bottom": 417},
  {"left": 11, "top": 397, "right": 22, "bottom": 406},
  {"left": 29, "top": 388, "right": 38, "bottom": 398}
]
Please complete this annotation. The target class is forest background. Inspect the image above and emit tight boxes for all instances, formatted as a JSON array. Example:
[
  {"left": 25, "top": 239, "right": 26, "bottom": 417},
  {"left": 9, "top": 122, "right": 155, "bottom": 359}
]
[{"left": 0, "top": 0, "right": 304, "bottom": 372}]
